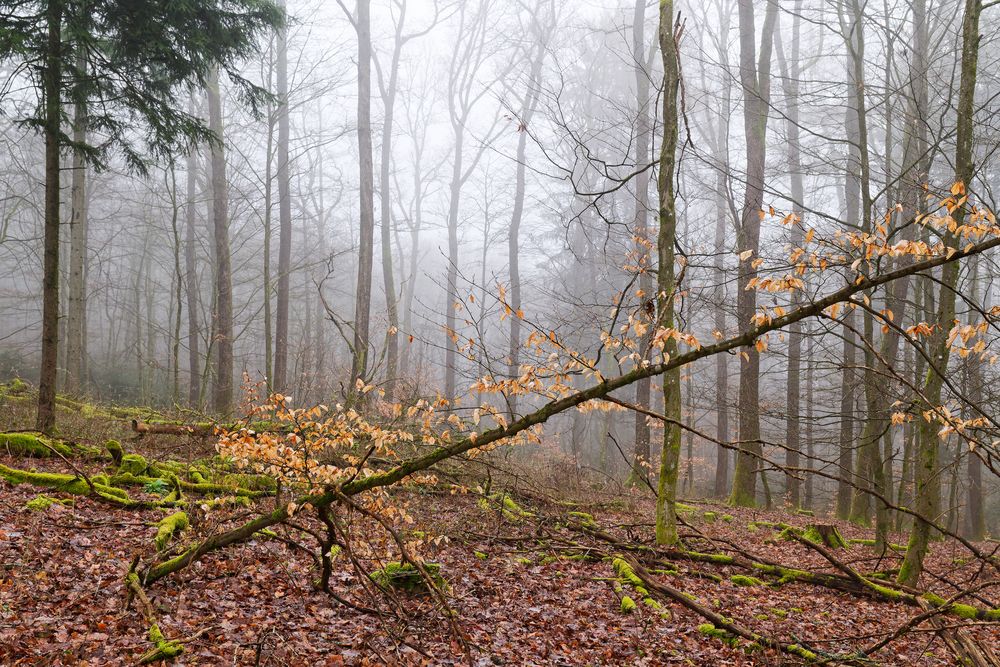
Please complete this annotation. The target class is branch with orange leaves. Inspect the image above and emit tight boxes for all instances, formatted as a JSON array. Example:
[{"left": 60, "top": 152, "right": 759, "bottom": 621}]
[{"left": 141, "top": 230, "right": 1000, "bottom": 586}]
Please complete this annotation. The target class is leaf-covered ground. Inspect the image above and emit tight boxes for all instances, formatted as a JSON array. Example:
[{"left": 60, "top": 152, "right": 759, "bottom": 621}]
[{"left": 0, "top": 409, "right": 998, "bottom": 665}]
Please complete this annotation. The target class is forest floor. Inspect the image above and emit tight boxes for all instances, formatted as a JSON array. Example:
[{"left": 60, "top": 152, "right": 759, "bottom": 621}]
[{"left": 1, "top": 400, "right": 998, "bottom": 665}]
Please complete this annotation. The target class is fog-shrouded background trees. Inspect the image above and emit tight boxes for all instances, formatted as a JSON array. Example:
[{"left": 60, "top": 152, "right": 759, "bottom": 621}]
[{"left": 3, "top": 0, "right": 1000, "bottom": 554}]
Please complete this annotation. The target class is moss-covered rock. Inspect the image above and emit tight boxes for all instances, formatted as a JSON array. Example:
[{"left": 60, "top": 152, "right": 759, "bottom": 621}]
[
  {"left": 118, "top": 454, "right": 150, "bottom": 476},
  {"left": 105, "top": 440, "right": 124, "bottom": 466},
  {"left": 369, "top": 561, "right": 444, "bottom": 592},
  {"left": 25, "top": 494, "right": 72, "bottom": 511},
  {"left": 620, "top": 595, "right": 636, "bottom": 613}
]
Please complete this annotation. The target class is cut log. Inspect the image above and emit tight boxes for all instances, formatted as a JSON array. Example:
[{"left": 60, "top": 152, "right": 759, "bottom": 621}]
[{"left": 803, "top": 523, "right": 848, "bottom": 549}]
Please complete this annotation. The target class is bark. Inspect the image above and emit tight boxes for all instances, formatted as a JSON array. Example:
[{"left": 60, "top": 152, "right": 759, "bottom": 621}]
[
  {"left": 728, "top": 0, "right": 778, "bottom": 507},
  {"left": 835, "top": 83, "right": 862, "bottom": 520},
  {"left": 274, "top": 0, "right": 292, "bottom": 393},
  {"left": 377, "top": 11, "right": 403, "bottom": 403},
  {"left": 803, "top": 328, "right": 815, "bottom": 508},
  {"left": 206, "top": 69, "right": 234, "bottom": 416},
  {"left": 65, "top": 53, "right": 88, "bottom": 397},
  {"left": 350, "top": 0, "right": 376, "bottom": 397},
  {"left": 775, "top": 2, "right": 803, "bottom": 508},
  {"left": 184, "top": 145, "right": 202, "bottom": 408},
  {"left": 629, "top": 0, "right": 653, "bottom": 482},
  {"left": 36, "top": 0, "right": 63, "bottom": 434},
  {"left": 169, "top": 166, "right": 182, "bottom": 404},
  {"left": 898, "top": 0, "right": 981, "bottom": 588},
  {"left": 654, "top": 0, "right": 681, "bottom": 546},
  {"left": 710, "top": 2, "right": 733, "bottom": 499},
  {"left": 964, "top": 263, "right": 986, "bottom": 540}
]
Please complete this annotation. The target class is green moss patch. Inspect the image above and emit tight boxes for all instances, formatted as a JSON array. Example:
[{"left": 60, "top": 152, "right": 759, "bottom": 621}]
[
  {"left": 25, "top": 494, "right": 73, "bottom": 511},
  {"left": 369, "top": 561, "right": 444, "bottom": 592},
  {"left": 0, "top": 432, "right": 72, "bottom": 458},
  {"left": 1, "top": 463, "right": 131, "bottom": 503},
  {"left": 730, "top": 575, "right": 764, "bottom": 587},
  {"left": 697, "top": 623, "right": 739, "bottom": 647},
  {"left": 138, "top": 623, "right": 183, "bottom": 664},
  {"left": 154, "top": 511, "right": 189, "bottom": 551}
]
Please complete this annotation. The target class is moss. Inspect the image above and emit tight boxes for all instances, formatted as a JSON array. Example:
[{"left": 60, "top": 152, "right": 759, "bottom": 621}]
[
  {"left": 105, "top": 440, "right": 124, "bottom": 466},
  {"left": 138, "top": 623, "right": 183, "bottom": 664},
  {"left": 163, "top": 475, "right": 183, "bottom": 503},
  {"left": 703, "top": 511, "right": 717, "bottom": 523},
  {"left": 515, "top": 557, "right": 532, "bottom": 565},
  {"left": 111, "top": 472, "right": 268, "bottom": 498},
  {"left": 921, "top": 592, "right": 1000, "bottom": 620},
  {"left": 794, "top": 508, "right": 814, "bottom": 517},
  {"left": 802, "top": 524, "right": 847, "bottom": 549},
  {"left": 612, "top": 558, "right": 645, "bottom": 589},
  {"left": 0, "top": 464, "right": 130, "bottom": 502},
  {"left": 0, "top": 432, "right": 72, "bottom": 458},
  {"left": 848, "top": 538, "right": 907, "bottom": 551},
  {"left": 682, "top": 550, "right": 735, "bottom": 565},
  {"left": 154, "top": 511, "right": 189, "bottom": 551},
  {"left": 868, "top": 582, "right": 904, "bottom": 600},
  {"left": 568, "top": 511, "right": 596, "bottom": 527},
  {"left": 721, "top": 514, "right": 734, "bottom": 522},
  {"left": 620, "top": 595, "right": 637, "bottom": 613},
  {"left": 770, "top": 608, "right": 788, "bottom": 619},
  {"left": 119, "top": 454, "right": 150, "bottom": 476},
  {"left": 786, "top": 644, "right": 817, "bottom": 661},
  {"left": 474, "top": 551, "right": 488, "bottom": 560},
  {"left": 25, "top": 494, "right": 72, "bottom": 511},
  {"left": 479, "top": 492, "right": 533, "bottom": 522},
  {"left": 369, "top": 561, "right": 444, "bottom": 592},
  {"left": 675, "top": 502, "right": 697, "bottom": 514},
  {"left": 730, "top": 575, "right": 764, "bottom": 587},
  {"left": 697, "top": 623, "right": 739, "bottom": 647},
  {"left": 220, "top": 473, "right": 276, "bottom": 492}
]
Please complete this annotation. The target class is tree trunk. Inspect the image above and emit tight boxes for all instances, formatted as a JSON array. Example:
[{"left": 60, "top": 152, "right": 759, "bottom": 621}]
[
  {"left": 184, "top": 144, "right": 202, "bottom": 408},
  {"left": 898, "top": 0, "right": 981, "bottom": 588},
  {"left": 206, "top": 68, "right": 233, "bottom": 416},
  {"left": 710, "top": 3, "right": 733, "bottom": 498},
  {"left": 36, "top": 0, "right": 63, "bottom": 434},
  {"left": 654, "top": 0, "right": 681, "bottom": 546},
  {"left": 65, "top": 52, "right": 88, "bottom": 397},
  {"left": 775, "top": 1, "right": 803, "bottom": 508},
  {"left": 729, "top": 0, "right": 778, "bottom": 507},
  {"left": 350, "top": 0, "right": 376, "bottom": 398}
]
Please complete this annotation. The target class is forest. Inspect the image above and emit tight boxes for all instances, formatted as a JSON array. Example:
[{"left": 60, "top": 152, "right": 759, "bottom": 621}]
[{"left": 1, "top": 0, "right": 999, "bottom": 664}]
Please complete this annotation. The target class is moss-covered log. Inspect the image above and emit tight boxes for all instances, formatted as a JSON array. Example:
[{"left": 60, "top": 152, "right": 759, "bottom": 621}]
[
  {"left": 0, "top": 463, "right": 130, "bottom": 503},
  {"left": 0, "top": 432, "right": 73, "bottom": 458},
  {"left": 154, "top": 512, "right": 189, "bottom": 551},
  {"left": 111, "top": 472, "right": 270, "bottom": 498}
]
